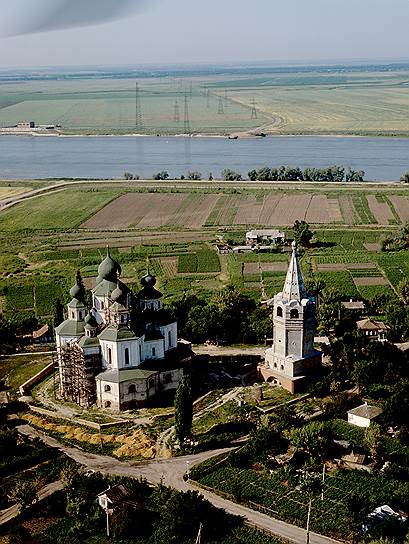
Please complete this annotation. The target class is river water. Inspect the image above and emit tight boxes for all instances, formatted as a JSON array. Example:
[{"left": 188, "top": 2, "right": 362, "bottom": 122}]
[{"left": 0, "top": 134, "right": 408, "bottom": 181}]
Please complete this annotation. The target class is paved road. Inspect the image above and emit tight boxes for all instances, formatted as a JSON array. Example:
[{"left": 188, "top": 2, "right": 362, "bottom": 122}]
[
  {"left": 18, "top": 425, "right": 341, "bottom": 544},
  {"left": 0, "top": 480, "right": 63, "bottom": 526}
]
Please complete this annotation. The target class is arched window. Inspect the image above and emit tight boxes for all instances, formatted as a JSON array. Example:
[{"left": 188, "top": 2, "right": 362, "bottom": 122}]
[
  {"left": 108, "top": 348, "right": 112, "bottom": 365},
  {"left": 104, "top": 401, "right": 111, "bottom": 408},
  {"left": 124, "top": 348, "right": 130, "bottom": 366},
  {"left": 104, "top": 385, "right": 111, "bottom": 393},
  {"left": 152, "top": 347, "right": 156, "bottom": 357},
  {"left": 290, "top": 309, "right": 299, "bottom": 319},
  {"left": 128, "top": 384, "right": 136, "bottom": 394},
  {"left": 277, "top": 307, "right": 283, "bottom": 317}
]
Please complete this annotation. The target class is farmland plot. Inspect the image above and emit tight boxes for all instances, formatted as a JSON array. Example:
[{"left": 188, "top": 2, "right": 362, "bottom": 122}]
[
  {"left": 82, "top": 193, "right": 186, "bottom": 229},
  {"left": 367, "top": 195, "right": 395, "bottom": 225},
  {"left": 170, "top": 194, "right": 220, "bottom": 228},
  {"left": 389, "top": 195, "right": 409, "bottom": 223},
  {"left": 244, "top": 262, "right": 288, "bottom": 274}
]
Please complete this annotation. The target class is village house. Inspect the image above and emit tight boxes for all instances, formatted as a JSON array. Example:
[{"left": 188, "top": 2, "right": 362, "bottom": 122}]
[
  {"left": 347, "top": 403, "right": 383, "bottom": 428},
  {"left": 356, "top": 318, "right": 389, "bottom": 342},
  {"left": 97, "top": 485, "right": 130, "bottom": 514},
  {"left": 246, "top": 229, "right": 285, "bottom": 246}
]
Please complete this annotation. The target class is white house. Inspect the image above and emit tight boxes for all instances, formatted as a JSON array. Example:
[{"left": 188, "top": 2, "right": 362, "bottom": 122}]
[
  {"left": 347, "top": 403, "right": 383, "bottom": 428},
  {"left": 246, "top": 229, "right": 286, "bottom": 246}
]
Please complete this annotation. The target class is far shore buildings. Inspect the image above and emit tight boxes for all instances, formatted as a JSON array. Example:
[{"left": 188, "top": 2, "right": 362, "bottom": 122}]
[
  {"left": 55, "top": 252, "right": 191, "bottom": 411},
  {"left": 259, "top": 241, "right": 322, "bottom": 393}
]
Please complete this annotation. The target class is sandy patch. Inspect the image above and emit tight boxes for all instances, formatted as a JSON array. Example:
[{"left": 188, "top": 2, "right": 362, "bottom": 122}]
[
  {"left": 353, "top": 277, "right": 388, "bottom": 286},
  {"left": 367, "top": 196, "right": 394, "bottom": 225}
]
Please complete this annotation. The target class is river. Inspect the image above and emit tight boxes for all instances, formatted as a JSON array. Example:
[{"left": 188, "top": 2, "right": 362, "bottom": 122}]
[{"left": 0, "top": 135, "right": 408, "bottom": 181}]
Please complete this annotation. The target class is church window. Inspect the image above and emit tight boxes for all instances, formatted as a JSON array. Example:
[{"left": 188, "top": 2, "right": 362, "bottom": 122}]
[
  {"left": 101, "top": 301, "right": 105, "bottom": 309},
  {"left": 290, "top": 309, "right": 299, "bottom": 319},
  {"left": 168, "top": 331, "right": 172, "bottom": 347},
  {"left": 164, "top": 373, "right": 172, "bottom": 384},
  {"left": 139, "top": 344, "right": 142, "bottom": 360},
  {"left": 152, "top": 347, "right": 156, "bottom": 357},
  {"left": 274, "top": 363, "right": 277, "bottom": 368},
  {"left": 128, "top": 384, "right": 136, "bottom": 394},
  {"left": 124, "top": 348, "right": 130, "bottom": 366},
  {"left": 277, "top": 307, "right": 283, "bottom": 317},
  {"left": 108, "top": 348, "right": 112, "bottom": 365},
  {"left": 104, "top": 385, "right": 111, "bottom": 393},
  {"left": 280, "top": 364, "right": 284, "bottom": 371},
  {"left": 104, "top": 401, "right": 111, "bottom": 408}
]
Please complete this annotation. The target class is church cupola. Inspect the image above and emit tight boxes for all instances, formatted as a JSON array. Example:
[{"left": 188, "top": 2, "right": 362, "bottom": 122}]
[
  {"left": 67, "top": 272, "right": 88, "bottom": 322},
  {"left": 137, "top": 273, "right": 163, "bottom": 311},
  {"left": 96, "top": 248, "right": 122, "bottom": 285},
  {"left": 84, "top": 312, "right": 98, "bottom": 337}
]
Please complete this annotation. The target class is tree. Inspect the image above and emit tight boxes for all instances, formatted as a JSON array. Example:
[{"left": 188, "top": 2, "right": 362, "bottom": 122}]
[
  {"left": 364, "top": 423, "right": 384, "bottom": 465},
  {"left": 54, "top": 298, "right": 64, "bottom": 327},
  {"left": 174, "top": 375, "right": 193, "bottom": 444},
  {"left": 221, "top": 169, "right": 242, "bottom": 181},
  {"left": 290, "top": 421, "right": 333, "bottom": 461},
  {"left": 293, "top": 220, "right": 314, "bottom": 247},
  {"left": 9, "top": 481, "right": 38, "bottom": 513},
  {"left": 153, "top": 170, "right": 169, "bottom": 180},
  {"left": 186, "top": 170, "right": 202, "bottom": 180}
]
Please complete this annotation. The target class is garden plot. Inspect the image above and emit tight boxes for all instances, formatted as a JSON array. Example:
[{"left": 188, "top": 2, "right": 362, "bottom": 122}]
[
  {"left": 338, "top": 195, "right": 358, "bottom": 224},
  {"left": 270, "top": 194, "right": 313, "bottom": 225},
  {"left": 234, "top": 195, "right": 263, "bottom": 225},
  {"left": 244, "top": 262, "right": 288, "bottom": 274},
  {"left": 81, "top": 193, "right": 186, "bottom": 229},
  {"left": 305, "top": 195, "right": 333, "bottom": 224},
  {"left": 317, "top": 262, "right": 377, "bottom": 272},
  {"left": 389, "top": 195, "right": 409, "bottom": 223},
  {"left": 367, "top": 195, "right": 395, "bottom": 224},
  {"left": 158, "top": 256, "right": 178, "bottom": 278},
  {"left": 258, "top": 195, "right": 282, "bottom": 225},
  {"left": 170, "top": 194, "right": 220, "bottom": 228},
  {"left": 354, "top": 277, "right": 389, "bottom": 286}
]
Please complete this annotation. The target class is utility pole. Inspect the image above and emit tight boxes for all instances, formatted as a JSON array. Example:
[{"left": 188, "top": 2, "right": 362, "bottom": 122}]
[
  {"left": 251, "top": 97, "right": 258, "bottom": 119},
  {"left": 321, "top": 463, "right": 326, "bottom": 501},
  {"left": 306, "top": 498, "right": 312, "bottom": 544}
]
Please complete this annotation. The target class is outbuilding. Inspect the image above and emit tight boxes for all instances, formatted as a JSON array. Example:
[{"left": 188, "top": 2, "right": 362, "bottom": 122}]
[{"left": 347, "top": 403, "right": 383, "bottom": 428}]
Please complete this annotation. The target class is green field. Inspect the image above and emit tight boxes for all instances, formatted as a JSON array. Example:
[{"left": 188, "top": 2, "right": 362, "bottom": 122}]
[
  {"left": 0, "top": 180, "right": 407, "bottom": 323},
  {"left": 3, "top": 65, "right": 409, "bottom": 135}
]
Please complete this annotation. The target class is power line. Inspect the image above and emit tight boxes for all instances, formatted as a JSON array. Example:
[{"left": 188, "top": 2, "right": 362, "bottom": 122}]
[
  {"left": 184, "top": 93, "right": 190, "bottom": 135},
  {"left": 251, "top": 97, "right": 258, "bottom": 119},
  {"left": 135, "top": 82, "right": 143, "bottom": 128},
  {"left": 218, "top": 96, "right": 224, "bottom": 114},
  {"left": 174, "top": 100, "right": 180, "bottom": 123}
]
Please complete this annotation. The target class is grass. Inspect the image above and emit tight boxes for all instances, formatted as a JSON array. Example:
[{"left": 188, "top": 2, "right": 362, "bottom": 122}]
[
  {"left": 0, "top": 188, "right": 119, "bottom": 231},
  {"left": 0, "top": 354, "right": 53, "bottom": 392}
]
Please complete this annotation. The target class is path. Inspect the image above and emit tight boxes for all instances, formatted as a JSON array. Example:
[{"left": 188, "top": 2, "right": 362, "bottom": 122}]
[
  {"left": 0, "top": 480, "right": 63, "bottom": 526},
  {"left": 18, "top": 425, "right": 340, "bottom": 544}
]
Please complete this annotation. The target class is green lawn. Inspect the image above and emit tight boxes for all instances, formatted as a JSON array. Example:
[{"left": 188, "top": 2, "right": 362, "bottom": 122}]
[{"left": 0, "top": 354, "right": 53, "bottom": 392}]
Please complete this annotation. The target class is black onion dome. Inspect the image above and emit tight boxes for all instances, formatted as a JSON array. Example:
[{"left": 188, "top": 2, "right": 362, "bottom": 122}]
[
  {"left": 97, "top": 251, "right": 121, "bottom": 283},
  {"left": 69, "top": 278, "right": 85, "bottom": 302},
  {"left": 141, "top": 274, "right": 157, "bottom": 288},
  {"left": 84, "top": 313, "right": 98, "bottom": 328}
]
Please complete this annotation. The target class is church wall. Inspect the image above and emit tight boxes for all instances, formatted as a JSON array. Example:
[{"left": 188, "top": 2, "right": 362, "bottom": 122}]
[
  {"left": 116, "top": 338, "right": 143, "bottom": 369},
  {"left": 160, "top": 322, "right": 178, "bottom": 352},
  {"left": 160, "top": 367, "right": 184, "bottom": 391},
  {"left": 143, "top": 339, "right": 165, "bottom": 361},
  {"left": 96, "top": 379, "right": 120, "bottom": 410}
]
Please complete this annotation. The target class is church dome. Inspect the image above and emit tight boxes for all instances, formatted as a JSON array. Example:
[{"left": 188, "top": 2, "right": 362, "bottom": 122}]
[
  {"left": 84, "top": 313, "right": 98, "bottom": 328},
  {"left": 141, "top": 274, "right": 157, "bottom": 288},
  {"left": 111, "top": 281, "right": 129, "bottom": 303},
  {"left": 97, "top": 251, "right": 121, "bottom": 283},
  {"left": 69, "top": 274, "right": 85, "bottom": 302}
]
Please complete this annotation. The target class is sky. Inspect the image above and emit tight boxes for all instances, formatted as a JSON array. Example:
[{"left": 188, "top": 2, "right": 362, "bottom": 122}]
[{"left": 1, "top": 0, "right": 409, "bottom": 69}]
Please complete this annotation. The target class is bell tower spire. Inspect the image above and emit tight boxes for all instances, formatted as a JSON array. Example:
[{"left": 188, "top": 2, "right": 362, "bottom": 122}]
[{"left": 282, "top": 241, "right": 307, "bottom": 302}]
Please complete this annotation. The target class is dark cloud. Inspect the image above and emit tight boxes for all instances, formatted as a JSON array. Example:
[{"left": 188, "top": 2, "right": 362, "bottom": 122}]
[{"left": 7, "top": 0, "right": 151, "bottom": 36}]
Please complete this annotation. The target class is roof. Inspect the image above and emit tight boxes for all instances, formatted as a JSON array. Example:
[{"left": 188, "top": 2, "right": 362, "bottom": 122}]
[
  {"left": 98, "top": 484, "right": 130, "bottom": 504},
  {"left": 342, "top": 301, "right": 366, "bottom": 310},
  {"left": 395, "top": 342, "right": 409, "bottom": 352},
  {"left": 98, "top": 326, "right": 138, "bottom": 342},
  {"left": 92, "top": 279, "right": 118, "bottom": 297},
  {"left": 96, "top": 368, "right": 158, "bottom": 383},
  {"left": 78, "top": 336, "right": 100, "bottom": 349},
  {"left": 348, "top": 403, "right": 383, "bottom": 420},
  {"left": 137, "top": 286, "right": 163, "bottom": 300},
  {"left": 145, "top": 328, "right": 165, "bottom": 341},
  {"left": 341, "top": 453, "right": 366, "bottom": 465},
  {"left": 33, "top": 324, "right": 49, "bottom": 339},
  {"left": 246, "top": 229, "right": 285, "bottom": 238},
  {"left": 357, "top": 319, "right": 389, "bottom": 331},
  {"left": 282, "top": 241, "right": 307, "bottom": 302},
  {"left": 68, "top": 298, "right": 87, "bottom": 309},
  {"left": 55, "top": 320, "right": 85, "bottom": 337}
]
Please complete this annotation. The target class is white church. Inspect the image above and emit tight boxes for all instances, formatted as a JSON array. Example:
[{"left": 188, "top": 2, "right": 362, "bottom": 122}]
[
  {"left": 259, "top": 241, "right": 322, "bottom": 393},
  {"left": 55, "top": 251, "right": 191, "bottom": 411}
]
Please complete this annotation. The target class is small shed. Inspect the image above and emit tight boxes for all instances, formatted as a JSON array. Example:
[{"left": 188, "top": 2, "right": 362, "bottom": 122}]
[
  {"left": 97, "top": 484, "right": 130, "bottom": 514},
  {"left": 347, "top": 403, "right": 383, "bottom": 428},
  {"left": 341, "top": 300, "right": 366, "bottom": 312}
]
